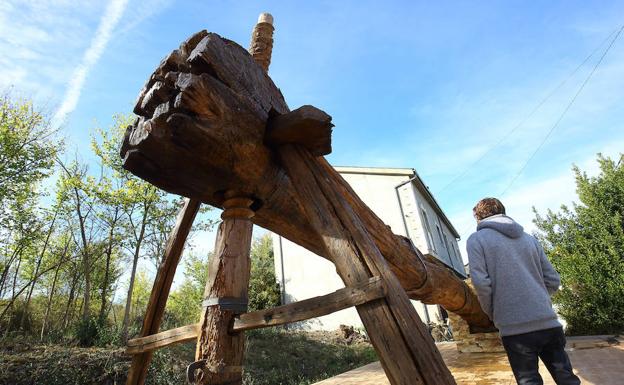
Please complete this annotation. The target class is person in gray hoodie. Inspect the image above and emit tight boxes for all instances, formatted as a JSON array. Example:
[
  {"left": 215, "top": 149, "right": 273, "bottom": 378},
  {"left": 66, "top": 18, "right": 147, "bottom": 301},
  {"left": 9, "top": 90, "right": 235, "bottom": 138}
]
[{"left": 467, "top": 197, "right": 580, "bottom": 385}]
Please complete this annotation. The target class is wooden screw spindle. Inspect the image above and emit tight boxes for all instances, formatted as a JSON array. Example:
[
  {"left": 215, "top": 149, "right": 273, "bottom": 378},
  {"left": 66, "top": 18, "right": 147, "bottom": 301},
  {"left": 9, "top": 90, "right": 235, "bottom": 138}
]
[
  {"left": 249, "top": 13, "right": 274, "bottom": 72},
  {"left": 192, "top": 193, "right": 254, "bottom": 385}
]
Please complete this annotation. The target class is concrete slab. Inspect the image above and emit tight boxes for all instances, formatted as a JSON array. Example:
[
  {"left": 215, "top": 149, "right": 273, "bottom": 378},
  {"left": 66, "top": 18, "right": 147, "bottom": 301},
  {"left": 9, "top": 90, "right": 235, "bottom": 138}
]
[{"left": 313, "top": 336, "right": 623, "bottom": 385}]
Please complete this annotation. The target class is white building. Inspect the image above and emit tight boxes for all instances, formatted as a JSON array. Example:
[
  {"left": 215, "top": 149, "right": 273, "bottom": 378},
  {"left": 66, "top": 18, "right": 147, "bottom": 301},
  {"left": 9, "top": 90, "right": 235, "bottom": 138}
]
[{"left": 272, "top": 166, "right": 464, "bottom": 330}]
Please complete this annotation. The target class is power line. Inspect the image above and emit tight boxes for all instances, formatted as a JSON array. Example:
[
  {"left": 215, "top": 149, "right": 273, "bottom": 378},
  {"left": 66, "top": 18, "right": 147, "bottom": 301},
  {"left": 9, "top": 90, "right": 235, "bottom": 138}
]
[
  {"left": 500, "top": 24, "right": 624, "bottom": 196},
  {"left": 436, "top": 28, "right": 619, "bottom": 195}
]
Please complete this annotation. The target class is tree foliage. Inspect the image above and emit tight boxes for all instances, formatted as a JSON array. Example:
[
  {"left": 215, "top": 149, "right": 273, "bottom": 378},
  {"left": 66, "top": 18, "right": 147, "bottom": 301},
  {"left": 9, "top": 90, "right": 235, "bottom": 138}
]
[
  {"left": 0, "top": 98, "right": 216, "bottom": 345},
  {"left": 249, "top": 234, "right": 281, "bottom": 311},
  {"left": 166, "top": 252, "right": 209, "bottom": 327},
  {"left": 0, "top": 95, "right": 60, "bottom": 227},
  {"left": 534, "top": 154, "right": 624, "bottom": 335}
]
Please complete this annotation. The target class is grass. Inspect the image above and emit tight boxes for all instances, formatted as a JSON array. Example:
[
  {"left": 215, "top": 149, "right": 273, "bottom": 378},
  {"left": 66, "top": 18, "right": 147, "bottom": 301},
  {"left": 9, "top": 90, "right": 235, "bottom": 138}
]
[
  {"left": 243, "top": 328, "right": 377, "bottom": 385},
  {"left": 0, "top": 328, "right": 377, "bottom": 385}
]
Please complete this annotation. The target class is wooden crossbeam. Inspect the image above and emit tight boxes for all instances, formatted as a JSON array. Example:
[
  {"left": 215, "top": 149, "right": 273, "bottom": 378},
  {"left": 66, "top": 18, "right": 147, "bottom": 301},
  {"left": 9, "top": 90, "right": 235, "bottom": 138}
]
[
  {"left": 127, "top": 323, "right": 199, "bottom": 354},
  {"left": 233, "top": 276, "right": 385, "bottom": 332},
  {"left": 126, "top": 277, "right": 386, "bottom": 355}
]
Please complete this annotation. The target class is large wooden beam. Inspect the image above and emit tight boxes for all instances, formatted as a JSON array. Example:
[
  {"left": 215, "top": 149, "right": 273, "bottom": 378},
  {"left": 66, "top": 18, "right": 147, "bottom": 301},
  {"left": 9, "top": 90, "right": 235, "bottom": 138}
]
[
  {"left": 125, "top": 198, "right": 201, "bottom": 385},
  {"left": 279, "top": 144, "right": 455, "bottom": 385},
  {"left": 120, "top": 30, "right": 492, "bottom": 329}
]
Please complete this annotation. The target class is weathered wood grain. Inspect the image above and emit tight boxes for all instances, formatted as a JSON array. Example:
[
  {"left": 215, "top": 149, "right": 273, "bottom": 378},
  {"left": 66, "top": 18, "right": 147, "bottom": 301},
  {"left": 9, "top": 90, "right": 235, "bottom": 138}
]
[
  {"left": 248, "top": 13, "right": 274, "bottom": 72},
  {"left": 233, "top": 276, "right": 385, "bottom": 332},
  {"left": 126, "top": 323, "right": 199, "bottom": 354},
  {"left": 125, "top": 198, "right": 201, "bottom": 385},
  {"left": 265, "top": 105, "right": 333, "bottom": 156},
  {"left": 120, "top": 30, "right": 492, "bottom": 330}
]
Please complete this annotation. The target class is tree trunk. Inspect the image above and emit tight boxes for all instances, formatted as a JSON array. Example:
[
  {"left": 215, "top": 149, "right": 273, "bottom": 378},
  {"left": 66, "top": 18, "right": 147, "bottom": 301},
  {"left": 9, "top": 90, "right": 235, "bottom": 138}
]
[
  {"left": 0, "top": 243, "right": 25, "bottom": 298},
  {"left": 11, "top": 254, "right": 22, "bottom": 299},
  {"left": 21, "top": 209, "right": 58, "bottom": 329},
  {"left": 40, "top": 261, "right": 61, "bottom": 339},
  {"left": 63, "top": 269, "right": 80, "bottom": 329},
  {"left": 0, "top": 258, "right": 66, "bottom": 324},
  {"left": 41, "top": 238, "right": 70, "bottom": 339},
  {"left": 71, "top": 185, "right": 91, "bottom": 322},
  {"left": 122, "top": 205, "right": 149, "bottom": 343},
  {"left": 99, "top": 208, "right": 120, "bottom": 324}
]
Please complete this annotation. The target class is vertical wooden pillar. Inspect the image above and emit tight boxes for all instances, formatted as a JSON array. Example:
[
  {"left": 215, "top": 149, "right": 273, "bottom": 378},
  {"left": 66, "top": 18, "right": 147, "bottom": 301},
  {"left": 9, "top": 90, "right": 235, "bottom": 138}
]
[{"left": 192, "top": 192, "right": 254, "bottom": 385}]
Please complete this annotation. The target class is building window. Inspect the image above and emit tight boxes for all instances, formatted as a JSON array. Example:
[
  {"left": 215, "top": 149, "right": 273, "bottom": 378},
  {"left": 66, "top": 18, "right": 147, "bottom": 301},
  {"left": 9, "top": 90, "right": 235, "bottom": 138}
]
[
  {"left": 435, "top": 223, "right": 445, "bottom": 251},
  {"left": 436, "top": 223, "right": 451, "bottom": 264},
  {"left": 442, "top": 232, "right": 451, "bottom": 256},
  {"left": 451, "top": 242, "right": 461, "bottom": 265},
  {"left": 420, "top": 209, "right": 436, "bottom": 252}
]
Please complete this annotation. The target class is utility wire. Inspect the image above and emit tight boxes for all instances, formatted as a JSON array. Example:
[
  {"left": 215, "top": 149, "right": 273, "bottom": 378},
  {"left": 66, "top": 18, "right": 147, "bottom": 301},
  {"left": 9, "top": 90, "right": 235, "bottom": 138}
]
[
  {"left": 500, "top": 24, "right": 624, "bottom": 196},
  {"left": 436, "top": 28, "right": 620, "bottom": 195}
]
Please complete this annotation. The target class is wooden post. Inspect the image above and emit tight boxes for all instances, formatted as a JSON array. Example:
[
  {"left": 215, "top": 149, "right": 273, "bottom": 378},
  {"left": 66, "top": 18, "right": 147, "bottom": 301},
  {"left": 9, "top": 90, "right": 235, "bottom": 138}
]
[
  {"left": 126, "top": 198, "right": 201, "bottom": 385},
  {"left": 191, "top": 192, "right": 254, "bottom": 385},
  {"left": 278, "top": 145, "right": 456, "bottom": 385}
]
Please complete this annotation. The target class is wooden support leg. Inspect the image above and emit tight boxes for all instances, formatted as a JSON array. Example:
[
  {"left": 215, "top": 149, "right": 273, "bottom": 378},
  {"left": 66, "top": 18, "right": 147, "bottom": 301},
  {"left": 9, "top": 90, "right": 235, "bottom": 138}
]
[
  {"left": 278, "top": 145, "right": 456, "bottom": 385},
  {"left": 192, "top": 193, "right": 254, "bottom": 385},
  {"left": 126, "top": 198, "right": 201, "bottom": 385}
]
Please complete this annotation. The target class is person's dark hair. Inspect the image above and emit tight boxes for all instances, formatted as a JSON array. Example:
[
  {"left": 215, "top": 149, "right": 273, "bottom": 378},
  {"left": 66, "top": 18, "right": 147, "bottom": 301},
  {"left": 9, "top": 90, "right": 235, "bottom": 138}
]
[{"left": 473, "top": 197, "right": 506, "bottom": 220}]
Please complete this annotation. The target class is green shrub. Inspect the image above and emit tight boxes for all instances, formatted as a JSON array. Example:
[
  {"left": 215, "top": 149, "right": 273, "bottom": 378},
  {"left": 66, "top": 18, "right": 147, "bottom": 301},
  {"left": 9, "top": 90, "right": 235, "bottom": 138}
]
[
  {"left": 534, "top": 154, "right": 624, "bottom": 335},
  {"left": 249, "top": 235, "right": 281, "bottom": 311},
  {"left": 75, "top": 316, "right": 100, "bottom": 347}
]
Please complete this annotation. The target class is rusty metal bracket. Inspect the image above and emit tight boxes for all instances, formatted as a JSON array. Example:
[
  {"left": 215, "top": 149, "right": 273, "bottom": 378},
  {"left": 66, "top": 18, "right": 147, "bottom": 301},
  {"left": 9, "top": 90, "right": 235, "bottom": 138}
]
[
  {"left": 186, "top": 359, "right": 244, "bottom": 384},
  {"left": 186, "top": 359, "right": 207, "bottom": 384}
]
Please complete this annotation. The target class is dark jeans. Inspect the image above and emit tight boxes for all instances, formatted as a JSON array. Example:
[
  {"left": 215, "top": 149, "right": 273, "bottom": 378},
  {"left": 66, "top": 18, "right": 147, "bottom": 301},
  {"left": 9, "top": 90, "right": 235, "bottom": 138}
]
[{"left": 502, "top": 327, "right": 581, "bottom": 385}]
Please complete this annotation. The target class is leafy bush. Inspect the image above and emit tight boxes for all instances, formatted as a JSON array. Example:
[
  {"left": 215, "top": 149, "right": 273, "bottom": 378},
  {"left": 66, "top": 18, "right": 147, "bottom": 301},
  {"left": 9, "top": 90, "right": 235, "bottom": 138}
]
[
  {"left": 243, "top": 328, "right": 376, "bottom": 385},
  {"left": 534, "top": 154, "right": 624, "bottom": 335},
  {"left": 75, "top": 316, "right": 100, "bottom": 347},
  {"left": 249, "top": 235, "right": 281, "bottom": 311}
]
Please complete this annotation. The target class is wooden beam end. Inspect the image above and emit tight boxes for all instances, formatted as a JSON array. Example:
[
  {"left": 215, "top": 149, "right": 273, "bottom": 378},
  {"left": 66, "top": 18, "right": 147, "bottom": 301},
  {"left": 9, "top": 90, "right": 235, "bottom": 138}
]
[{"left": 266, "top": 105, "right": 334, "bottom": 156}]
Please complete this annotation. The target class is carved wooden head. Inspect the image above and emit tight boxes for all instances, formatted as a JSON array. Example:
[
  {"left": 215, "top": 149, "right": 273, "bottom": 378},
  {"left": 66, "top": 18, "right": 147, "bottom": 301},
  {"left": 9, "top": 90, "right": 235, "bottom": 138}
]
[{"left": 121, "top": 31, "right": 291, "bottom": 207}]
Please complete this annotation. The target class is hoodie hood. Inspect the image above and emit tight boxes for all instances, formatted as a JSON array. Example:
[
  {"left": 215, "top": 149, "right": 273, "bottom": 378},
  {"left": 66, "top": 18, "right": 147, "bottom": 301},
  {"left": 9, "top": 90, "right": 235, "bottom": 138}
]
[{"left": 477, "top": 214, "right": 524, "bottom": 239}]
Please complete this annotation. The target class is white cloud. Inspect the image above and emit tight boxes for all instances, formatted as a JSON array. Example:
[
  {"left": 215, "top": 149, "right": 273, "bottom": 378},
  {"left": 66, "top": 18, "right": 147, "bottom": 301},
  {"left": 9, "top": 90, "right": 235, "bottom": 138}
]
[
  {"left": 0, "top": 2, "right": 95, "bottom": 98},
  {"left": 52, "top": 0, "right": 129, "bottom": 128}
]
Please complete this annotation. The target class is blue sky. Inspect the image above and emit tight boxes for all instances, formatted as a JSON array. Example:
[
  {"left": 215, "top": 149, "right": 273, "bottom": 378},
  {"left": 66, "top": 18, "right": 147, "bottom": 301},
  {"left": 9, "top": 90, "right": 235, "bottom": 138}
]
[{"left": 2, "top": 0, "right": 623, "bottom": 261}]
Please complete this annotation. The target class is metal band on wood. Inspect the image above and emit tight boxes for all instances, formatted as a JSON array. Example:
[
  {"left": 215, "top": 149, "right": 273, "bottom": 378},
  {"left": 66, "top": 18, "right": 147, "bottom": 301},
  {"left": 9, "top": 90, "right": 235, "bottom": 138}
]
[{"left": 201, "top": 297, "right": 248, "bottom": 313}]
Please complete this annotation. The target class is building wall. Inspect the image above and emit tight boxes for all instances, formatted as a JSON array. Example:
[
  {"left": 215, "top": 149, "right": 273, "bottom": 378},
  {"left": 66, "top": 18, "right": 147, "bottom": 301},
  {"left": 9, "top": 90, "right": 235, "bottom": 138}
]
[{"left": 272, "top": 168, "right": 462, "bottom": 330}]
